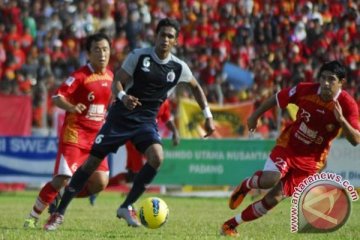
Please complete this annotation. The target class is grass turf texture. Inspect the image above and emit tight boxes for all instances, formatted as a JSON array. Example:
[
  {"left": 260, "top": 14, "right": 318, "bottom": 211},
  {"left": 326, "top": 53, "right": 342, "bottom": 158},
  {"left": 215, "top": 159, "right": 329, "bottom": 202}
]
[{"left": 0, "top": 191, "right": 359, "bottom": 240}]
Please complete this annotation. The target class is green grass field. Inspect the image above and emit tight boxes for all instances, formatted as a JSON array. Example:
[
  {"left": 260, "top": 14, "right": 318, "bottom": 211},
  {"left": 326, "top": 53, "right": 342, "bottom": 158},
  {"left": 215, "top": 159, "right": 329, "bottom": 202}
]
[{"left": 0, "top": 190, "right": 359, "bottom": 240}]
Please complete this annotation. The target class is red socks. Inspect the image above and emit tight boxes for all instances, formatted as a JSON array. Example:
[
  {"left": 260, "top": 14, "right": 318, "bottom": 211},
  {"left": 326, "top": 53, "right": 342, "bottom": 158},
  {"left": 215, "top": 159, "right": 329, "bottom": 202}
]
[
  {"left": 245, "top": 171, "right": 263, "bottom": 189},
  {"left": 241, "top": 198, "right": 274, "bottom": 221},
  {"left": 33, "top": 182, "right": 59, "bottom": 215}
]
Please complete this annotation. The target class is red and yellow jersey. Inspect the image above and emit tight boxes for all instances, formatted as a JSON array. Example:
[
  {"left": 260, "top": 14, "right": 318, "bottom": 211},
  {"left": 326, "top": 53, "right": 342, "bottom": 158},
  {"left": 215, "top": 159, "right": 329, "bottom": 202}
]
[
  {"left": 54, "top": 64, "right": 113, "bottom": 149},
  {"left": 275, "top": 82, "right": 360, "bottom": 171}
]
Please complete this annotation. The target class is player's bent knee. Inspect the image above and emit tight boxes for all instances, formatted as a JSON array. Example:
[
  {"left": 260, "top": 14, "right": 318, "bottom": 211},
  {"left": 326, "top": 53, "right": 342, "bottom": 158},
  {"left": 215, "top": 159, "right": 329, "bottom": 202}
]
[
  {"left": 145, "top": 145, "right": 164, "bottom": 169},
  {"left": 148, "top": 157, "right": 163, "bottom": 169},
  {"left": 260, "top": 171, "right": 281, "bottom": 189},
  {"left": 51, "top": 175, "right": 70, "bottom": 190},
  {"left": 88, "top": 174, "right": 109, "bottom": 193}
]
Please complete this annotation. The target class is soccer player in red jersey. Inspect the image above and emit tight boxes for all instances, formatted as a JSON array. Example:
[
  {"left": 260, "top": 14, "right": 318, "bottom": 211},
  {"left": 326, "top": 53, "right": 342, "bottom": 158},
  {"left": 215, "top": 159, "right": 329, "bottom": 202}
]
[
  {"left": 24, "top": 32, "right": 113, "bottom": 229},
  {"left": 221, "top": 60, "right": 360, "bottom": 237}
]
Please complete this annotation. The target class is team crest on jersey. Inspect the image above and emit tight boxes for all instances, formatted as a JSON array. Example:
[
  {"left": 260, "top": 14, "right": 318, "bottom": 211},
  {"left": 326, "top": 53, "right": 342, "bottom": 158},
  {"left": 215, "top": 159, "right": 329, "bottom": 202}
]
[
  {"left": 141, "top": 57, "right": 150, "bottom": 72},
  {"left": 326, "top": 124, "right": 335, "bottom": 132},
  {"left": 167, "top": 70, "right": 175, "bottom": 82},
  {"left": 65, "top": 76, "right": 75, "bottom": 86}
]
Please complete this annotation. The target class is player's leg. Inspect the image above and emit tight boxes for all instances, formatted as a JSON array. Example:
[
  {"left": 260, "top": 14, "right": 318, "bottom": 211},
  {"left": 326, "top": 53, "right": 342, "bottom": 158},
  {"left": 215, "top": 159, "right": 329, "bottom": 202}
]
[
  {"left": 222, "top": 182, "right": 285, "bottom": 236},
  {"left": 56, "top": 154, "right": 104, "bottom": 211},
  {"left": 24, "top": 175, "right": 69, "bottom": 228},
  {"left": 44, "top": 154, "right": 104, "bottom": 231},
  {"left": 90, "top": 141, "right": 141, "bottom": 204},
  {"left": 120, "top": 143, "right": 163, "bottom": 206},
  {"left": 78, "top": 153, "right": 110, "bottom": 198},
  {"left": 25, "top": 143, "right": 76, "bottom": 229},
  {"left": 108, "top": 141, "right": 143, "bottom": 187},
  {"left": 44, "top": 149, "right": 109, "bottom": 230},
  {"left": 229, "top": 156, "right": 283, "bottom": 210},
  {"left": 124, "top": 141, "right": 144, "bottom": 182},
  {"left": 45, "top": 121, "right": 124, "bottom": 230},
  {"left": 77, "top": 170, "right": 109, "bottom": 197},
  {"left": 81, "top": 170, "right": 109, "bottom": 206},
  {"left": 117, "top": 142, "right": 163, "bottom": 227}
]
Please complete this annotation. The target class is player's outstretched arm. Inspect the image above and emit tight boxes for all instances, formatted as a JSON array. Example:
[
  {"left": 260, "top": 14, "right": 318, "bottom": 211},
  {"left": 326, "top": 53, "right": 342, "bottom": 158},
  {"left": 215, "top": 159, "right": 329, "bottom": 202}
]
[
  {"left": 186, "top": 78, "right": 215, "bottom": 138},
  {"left": 165, "top": 119, "right": 180, "bottom": 146},
  {"left": 247, "top": 94, "right": 277, "bottom": 132},
  {"left": 334, "top": 100, "right": 360, "bottom": 146}
]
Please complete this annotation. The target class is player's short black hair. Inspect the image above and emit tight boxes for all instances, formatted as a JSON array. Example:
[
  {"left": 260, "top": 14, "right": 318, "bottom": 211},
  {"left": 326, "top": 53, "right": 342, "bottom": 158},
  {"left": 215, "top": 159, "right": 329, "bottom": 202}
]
[
  {"left": 155, "top": 18, "right": 180, "bottom": 37},
  {"left": 85, "top": 32, "right": 111, "bottom": 52},
  {"left": 319, "top": 60, "right": 347, "bottom": 80}
]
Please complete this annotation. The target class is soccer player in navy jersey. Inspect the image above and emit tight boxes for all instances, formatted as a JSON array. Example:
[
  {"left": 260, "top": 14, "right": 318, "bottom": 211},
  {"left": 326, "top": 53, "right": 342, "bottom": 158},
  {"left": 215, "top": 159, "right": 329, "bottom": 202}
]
[{"left": 44, "top": 18, "right": 215, "bottom": 230}]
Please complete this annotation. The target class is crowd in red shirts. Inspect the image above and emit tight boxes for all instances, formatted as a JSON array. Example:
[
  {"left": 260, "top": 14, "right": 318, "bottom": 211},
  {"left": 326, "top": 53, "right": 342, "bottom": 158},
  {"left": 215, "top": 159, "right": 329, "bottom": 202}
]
[{"left": 0, "top": 0, "right": 359, "bottom": 136}]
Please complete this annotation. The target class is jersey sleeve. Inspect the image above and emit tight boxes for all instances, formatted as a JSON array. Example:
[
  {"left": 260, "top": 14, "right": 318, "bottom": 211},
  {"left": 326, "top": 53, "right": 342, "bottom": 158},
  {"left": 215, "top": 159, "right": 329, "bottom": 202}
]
[
  {"left": 276, "top": 83, "right": 309, "bottom": 109},
  {"left": 121, "top": 50, "right": 139, "bottom": 76},
  {"left": 53, "top": 73, "right": 82, "bottom": 99},
  {"left": 341, "top": 95, "right": 360, "bottom": 131},
  {"left": 276, "top": 86, "right": 295, "bottom": 109},
  {"left": 178, "top": 61, "right": 194, "bottom": 83}
]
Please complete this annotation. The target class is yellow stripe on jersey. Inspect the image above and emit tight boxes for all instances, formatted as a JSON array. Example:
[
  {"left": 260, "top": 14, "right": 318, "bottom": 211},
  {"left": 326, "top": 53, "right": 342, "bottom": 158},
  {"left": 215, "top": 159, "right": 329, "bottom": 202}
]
[{"left": 84, "top": 72, "right": 113, "bottom": 84}]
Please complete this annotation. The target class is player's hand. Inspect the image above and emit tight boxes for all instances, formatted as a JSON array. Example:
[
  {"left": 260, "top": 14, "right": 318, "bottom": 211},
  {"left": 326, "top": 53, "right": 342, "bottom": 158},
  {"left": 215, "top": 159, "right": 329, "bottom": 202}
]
[
  {"left": 123, "top": 95, "right": 142, "bottom": 110},
  {"left": 247, "top": 115, "right": 258, "bottom": 132},
  {"left": 334, "top": 100, "right": 344, "bottom": 123},
  {"left": 72, "top": 103, "right": 87, "bottom": 114},
  {"left": 203, "top": 118, "right": 215, "bottom": 138},
  {"left": 172, "top": 131, "right": 180, "bottom": 146}
]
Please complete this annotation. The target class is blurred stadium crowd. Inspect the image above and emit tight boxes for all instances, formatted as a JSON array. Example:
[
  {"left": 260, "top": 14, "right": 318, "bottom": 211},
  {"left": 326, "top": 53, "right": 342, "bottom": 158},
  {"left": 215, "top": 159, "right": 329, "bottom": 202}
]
[{"left": 0, "top": 0, "right": 359, "bottom": 137}]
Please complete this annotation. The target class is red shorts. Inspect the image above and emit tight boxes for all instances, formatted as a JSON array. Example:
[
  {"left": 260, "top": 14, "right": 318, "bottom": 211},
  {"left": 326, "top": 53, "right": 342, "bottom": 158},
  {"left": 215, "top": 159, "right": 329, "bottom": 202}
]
[
  {"left": 54, "top": 143, "right": 109, "bottom": 176},
  {"left": 125, "top": 141, "right": 144, "bottom": 173},
  {"left": 269, "top": 146, "right": 318, "bottom": 197}
]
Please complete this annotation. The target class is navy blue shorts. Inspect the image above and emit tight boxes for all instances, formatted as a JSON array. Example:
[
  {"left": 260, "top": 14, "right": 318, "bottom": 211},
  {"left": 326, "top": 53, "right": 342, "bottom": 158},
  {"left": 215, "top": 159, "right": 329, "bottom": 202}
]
[{"left": 90, "top": 120, "right": 161, "bottom": 159}]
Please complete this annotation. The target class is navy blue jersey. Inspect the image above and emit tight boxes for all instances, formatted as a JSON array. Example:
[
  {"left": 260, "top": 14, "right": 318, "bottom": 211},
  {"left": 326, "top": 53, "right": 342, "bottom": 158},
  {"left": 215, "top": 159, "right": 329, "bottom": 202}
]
[{"left": 107, "top": 47, "right": 193, "bottom": 124}]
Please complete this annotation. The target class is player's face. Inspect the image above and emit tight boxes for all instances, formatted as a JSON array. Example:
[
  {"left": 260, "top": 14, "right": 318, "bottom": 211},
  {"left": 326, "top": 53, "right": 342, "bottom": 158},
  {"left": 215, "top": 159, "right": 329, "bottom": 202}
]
[
  {"left": 88, "top": 39, "right": 111, "bottom": 73},
  {"left": 319, "top": 70, "right": 343, "bottom": 101},
  {"left": 154, "top": 26, "right": 177, "bottom": 58}
]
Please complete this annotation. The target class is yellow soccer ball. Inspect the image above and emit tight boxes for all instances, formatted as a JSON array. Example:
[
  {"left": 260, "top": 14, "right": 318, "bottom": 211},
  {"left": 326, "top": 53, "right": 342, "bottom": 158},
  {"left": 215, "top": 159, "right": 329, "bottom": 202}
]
[{"left": 138, "top": 197, "right": 169, "bottom": 229}]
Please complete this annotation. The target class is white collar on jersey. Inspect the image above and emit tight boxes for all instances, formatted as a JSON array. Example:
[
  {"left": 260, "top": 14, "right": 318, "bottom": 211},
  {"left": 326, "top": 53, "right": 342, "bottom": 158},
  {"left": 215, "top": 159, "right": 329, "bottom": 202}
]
[
  {"left": 317, "top": 86, "right": 342, "bottom": 101},
  {"left": 151, "top": 47, "right": 171, "bottom": 64}
]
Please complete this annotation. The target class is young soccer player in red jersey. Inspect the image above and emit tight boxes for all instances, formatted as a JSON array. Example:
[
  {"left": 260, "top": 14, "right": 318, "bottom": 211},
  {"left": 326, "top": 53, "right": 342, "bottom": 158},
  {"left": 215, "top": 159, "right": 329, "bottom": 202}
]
[
  {"left": 221, "top": 60, "right": 360, "bottom": 237},
  {"left": 24, "top": 32, "right": 113, "bottom": 228}
]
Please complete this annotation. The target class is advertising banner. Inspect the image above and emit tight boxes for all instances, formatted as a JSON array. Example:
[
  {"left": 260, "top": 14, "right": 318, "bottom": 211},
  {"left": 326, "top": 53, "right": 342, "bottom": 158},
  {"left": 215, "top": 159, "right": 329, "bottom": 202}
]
[
  {"left": 0, "top": 137, "right": 56, "bottom": 183},
  {"left": 0, "top": 137, "right": 358, "bottom": 187},
  {"left": 178, "top": 99, "right": 254, "bottom": 138},
  {"left": 154, "top": 139, "right": 274, "bottom": 185}
]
